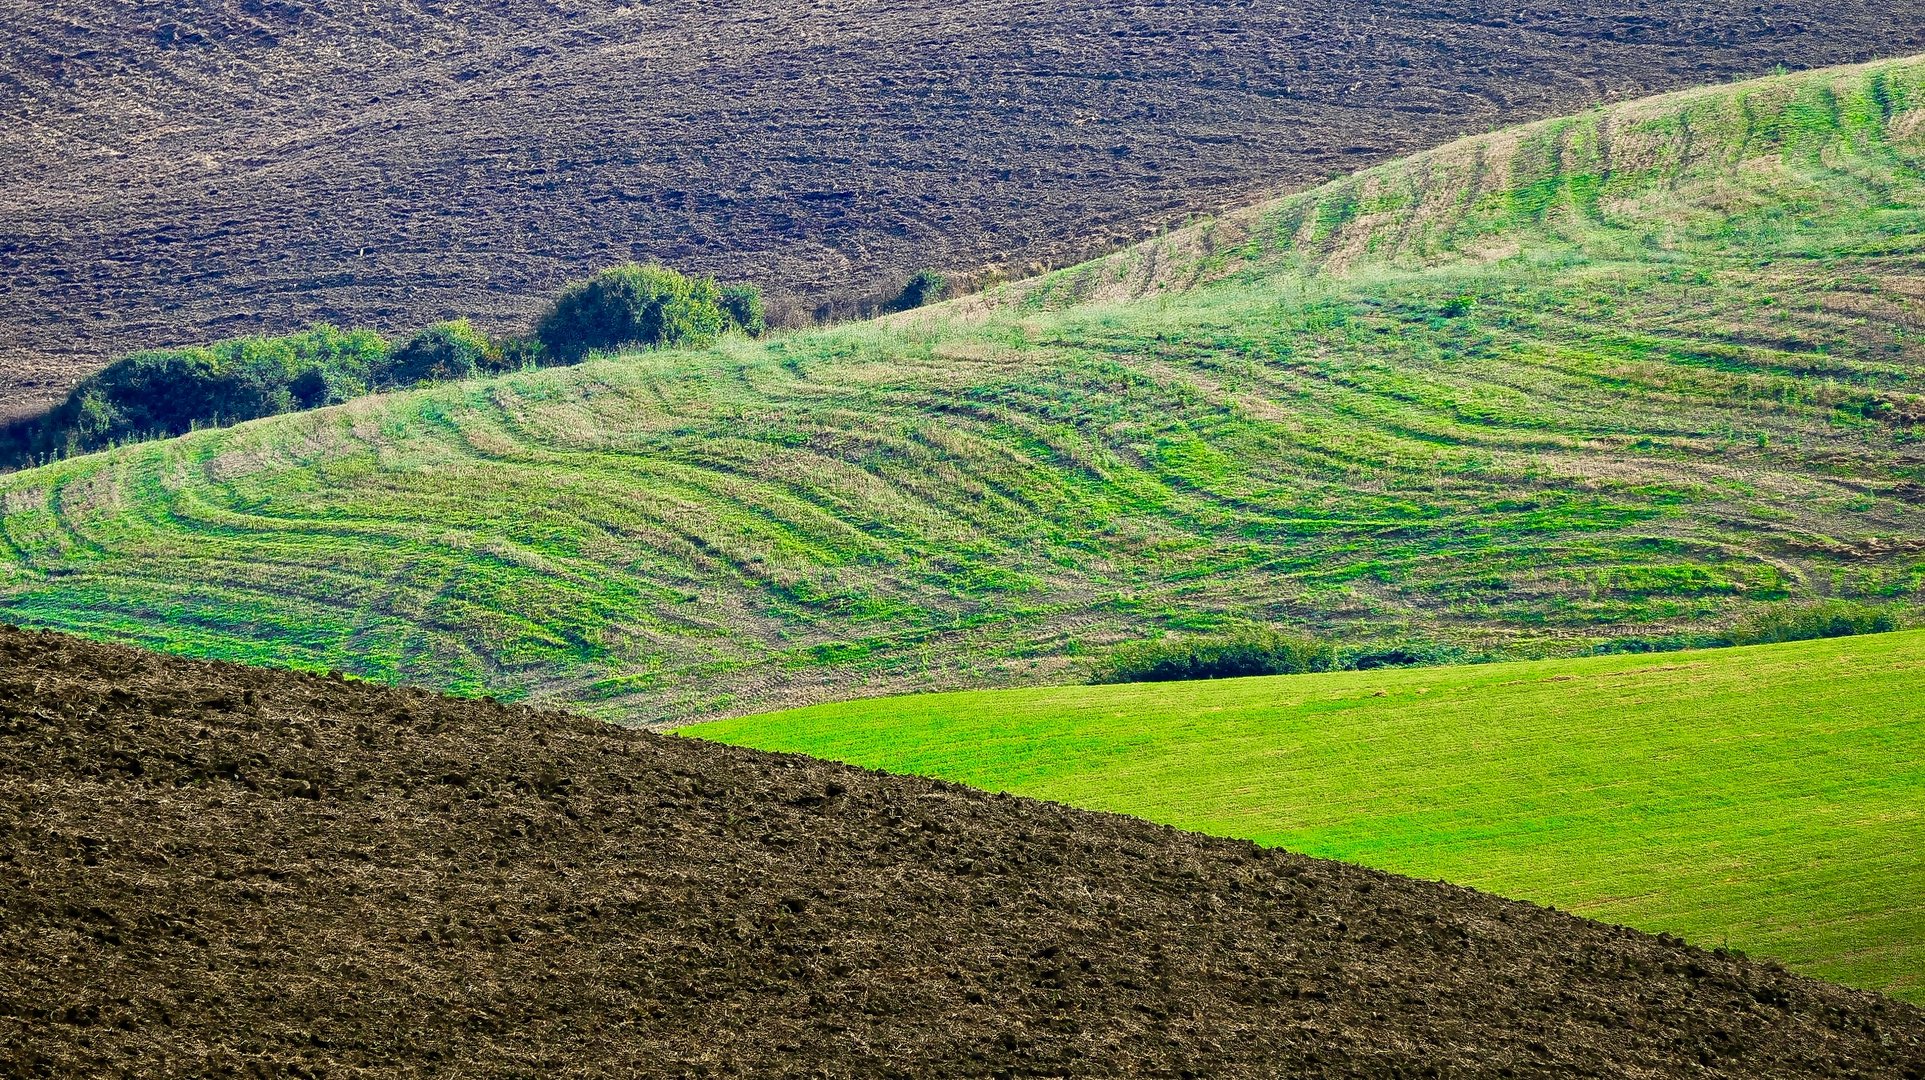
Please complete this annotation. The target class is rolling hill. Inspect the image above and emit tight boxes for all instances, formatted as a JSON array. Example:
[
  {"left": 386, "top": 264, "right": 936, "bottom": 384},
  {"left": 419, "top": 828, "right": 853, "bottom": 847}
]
[
  {"left": 4, "top": 624, "right": 1922, "bottom": 1076},
  {"left": 6, "top": 0, "right": 1925, "bottom": 420},
  {"left": 2, "top": 57, "right": 1925, "bottom": 723},
  {"left": 688, "top": 627, "right": 1925, "bottom": 1003}
]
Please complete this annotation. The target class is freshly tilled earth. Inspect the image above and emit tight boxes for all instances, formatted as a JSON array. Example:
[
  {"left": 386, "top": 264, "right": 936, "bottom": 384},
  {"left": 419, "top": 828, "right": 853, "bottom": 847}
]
[
  {"left": 6, "top": 0, "right": 1925, "bottom": 419},
  {"left": 1, "top": 625, "right": 1921, "bottom": 1078}
]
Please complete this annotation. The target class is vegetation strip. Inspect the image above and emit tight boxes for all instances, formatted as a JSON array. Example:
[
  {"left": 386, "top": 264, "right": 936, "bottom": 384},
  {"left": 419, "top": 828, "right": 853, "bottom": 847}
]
[{"left": 1, "top": 263, "right": 769, "bottom": 467}]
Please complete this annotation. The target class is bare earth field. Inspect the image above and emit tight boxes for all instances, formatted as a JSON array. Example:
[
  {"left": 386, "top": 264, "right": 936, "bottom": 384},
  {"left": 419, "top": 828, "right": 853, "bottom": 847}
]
[
  {"left": 5, "top": 1, "right": 1925, "bottom": 421},
  {"left": 2, "top": 625, "right": 1921, "bottom": 1077}
]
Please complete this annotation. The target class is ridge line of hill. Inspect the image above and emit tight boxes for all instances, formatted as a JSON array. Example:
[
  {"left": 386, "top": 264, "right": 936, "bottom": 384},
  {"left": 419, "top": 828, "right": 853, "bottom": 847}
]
[{"left": 937, "top": 51, "right": 1925, "bottom": 316}]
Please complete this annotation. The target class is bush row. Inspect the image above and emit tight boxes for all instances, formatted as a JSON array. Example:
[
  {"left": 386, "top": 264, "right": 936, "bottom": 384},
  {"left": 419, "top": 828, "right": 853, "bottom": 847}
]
[
  {"left": 1721, "top": 600, "right": 1900, "bottom": 646},
  {"left": 1094, "top": 601, "right": 1908, "bottom": 684},
  {"left": 1091, "top": 627, "right": 1339, "bottom": 684},
  {"left": 1, "top": 262, "right": 776, "bottom": 468}
]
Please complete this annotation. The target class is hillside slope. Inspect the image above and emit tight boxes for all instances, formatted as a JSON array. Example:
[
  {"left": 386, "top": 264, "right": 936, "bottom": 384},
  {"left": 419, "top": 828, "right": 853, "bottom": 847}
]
[
  {"left": 4, "top": 625, "right": 1922, "bottom": 1077},
  {"left": 691, "top": 628, "right": 1925, "bottom": 1001},
  {"left": 3, "top": 59, "right": 1925, "bottom": 720},
  {"left": 6, "top": 1, "right": 1925, "bottom": 419}
]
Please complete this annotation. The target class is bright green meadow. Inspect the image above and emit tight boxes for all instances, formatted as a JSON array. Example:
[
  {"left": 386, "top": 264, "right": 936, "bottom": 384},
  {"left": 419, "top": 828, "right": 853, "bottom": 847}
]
[
  {"left": 688, "top": 629, "right": 1925, "bottom": 1002},
  {"left": 2, "top": 58, "right": 1925, "bottom": 722}
]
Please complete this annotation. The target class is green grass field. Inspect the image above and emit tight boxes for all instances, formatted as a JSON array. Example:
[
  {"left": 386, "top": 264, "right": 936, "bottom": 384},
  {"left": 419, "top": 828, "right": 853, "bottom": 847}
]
[
  {"left": 1, "top": 58, "right": 1924, "bottom": 721},
  {"left": 688, "top": 629, "right": 1925, "bottom": 1002}
]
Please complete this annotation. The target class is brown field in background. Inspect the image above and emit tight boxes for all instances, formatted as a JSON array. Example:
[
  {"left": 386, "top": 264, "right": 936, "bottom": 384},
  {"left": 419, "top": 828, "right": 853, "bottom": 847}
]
[{"left": 4, "top": 0, "right": 1924, "bottom": 421}]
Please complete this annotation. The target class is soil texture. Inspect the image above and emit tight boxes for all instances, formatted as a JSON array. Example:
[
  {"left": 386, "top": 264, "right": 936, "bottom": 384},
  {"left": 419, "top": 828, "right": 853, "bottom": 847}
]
[
  {"left": 2, "top": 626, "right": 1922, "bottom": 1077},
  {"left": 6, "top": 1, "right": 1925, "bottom": 419}
]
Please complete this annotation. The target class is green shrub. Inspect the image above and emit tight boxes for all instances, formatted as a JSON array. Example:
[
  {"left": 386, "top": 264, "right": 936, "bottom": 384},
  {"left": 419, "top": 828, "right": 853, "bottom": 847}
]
[
  {"left": 1725, "top": 601, "right": 1901, "bottom": 646},
  {"left": 385, "top": 319, "right": 495, "bottom": 386},
  {"left": 496, "top": 336, "right": 547, "bottom": 371},
  {"left": 1340, "top": 641, "right": 1476, "bottom": 669},
  {"left": 720, "top": 284, "right": 767, "bottom": 336},
  {"left": 887, "top": 269, "right": 948, "bottom": 313},
  {"left": 1, "top": 265, "right": 768, "bottom": 467},
  {"left": 0, "top": 324, "right": 391, "bottom": 465},
  {"left": 1586, "top": 633, "right": 1726, "bottom": 656},
  {"left": 534, "top": 263, "right": 730, "bottom": 363},
  {"left": 1093, "top": 627, "right": 1337, "bottom": 684}
]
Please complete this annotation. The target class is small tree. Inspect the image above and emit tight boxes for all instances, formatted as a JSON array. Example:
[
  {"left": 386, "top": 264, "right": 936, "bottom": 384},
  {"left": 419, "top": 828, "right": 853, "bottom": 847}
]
[
  {"left": 86, "top": 346, "right": 227, "bottom": 438},
  {"left": 888, "top": 269, "right": 948, "bottom": 313},
  {"left": 658, "top": 274, "right": 729, "bottom": 346},
  {"left": 535, "top": 263, "right": 730, "bottom": 363},
  {"left": 219, "top": 336, "right": 305, "bottom": 420},
  {"left": 720, "top": 284, "right": 767, "bottom": 336},
  {"left": 68, "top": 388, "right": 120, "bottom": 446},
  {"left": 385, "top": 319, "right": 494, "bottom": 387}
]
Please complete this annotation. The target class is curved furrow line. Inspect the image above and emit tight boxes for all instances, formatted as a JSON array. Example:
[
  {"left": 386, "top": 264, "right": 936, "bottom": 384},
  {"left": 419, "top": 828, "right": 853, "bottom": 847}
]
[
  {"left": 428, "top": 386, "right": 1006, "bottom": 581},
  {"left": 139, "top": 420, "right": 733, "bottom": 597},
  {"left": 630, "top": 453, "right": 923, "bottom": 574},
  {"left": 676, "top": 432, "right": 1039, "bottom": 554},
  {"left": 44, "top": 543, "right": 618, "bottom": 662},
  {"left": 97, "top": 477, "right": 687, "bottom": 656},
  {"left": 693, "top": 400, "right": 1108, "bottom": 542},
  {"left": 719, "top": 412, "right": 1055, "bottom": 545}
]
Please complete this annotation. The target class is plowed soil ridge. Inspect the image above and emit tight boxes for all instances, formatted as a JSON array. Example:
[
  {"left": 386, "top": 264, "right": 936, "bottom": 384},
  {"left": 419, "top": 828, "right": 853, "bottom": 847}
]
[
  {"left": 2, "top": 626, "right": 1921, "bottom": 1078},
  {"left": 6, "top": 0, "right": 1925, "bottom": 419}
]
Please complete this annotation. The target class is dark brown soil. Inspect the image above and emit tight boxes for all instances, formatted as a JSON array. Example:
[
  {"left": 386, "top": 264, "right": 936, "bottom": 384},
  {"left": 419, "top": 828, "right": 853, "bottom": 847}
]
[
  {"left": 6, "top": 3, "right": 1925, "bottom": 421},
  {"left": 3, "top": 627, "right": 1922, "bottom": 1078}
]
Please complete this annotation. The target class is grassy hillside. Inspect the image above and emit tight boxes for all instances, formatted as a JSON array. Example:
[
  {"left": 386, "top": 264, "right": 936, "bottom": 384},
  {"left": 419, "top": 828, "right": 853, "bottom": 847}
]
[
  {"left": 3, "top": 58, "right": 1925, "bottom": 720},
  {"left": 688, "top": 629, "right": 1925, "bottom": 1002}
]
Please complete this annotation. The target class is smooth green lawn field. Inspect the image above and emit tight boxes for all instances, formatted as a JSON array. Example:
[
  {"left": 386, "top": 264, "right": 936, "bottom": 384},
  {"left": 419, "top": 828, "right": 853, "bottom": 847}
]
[{"left": 688, "top": 629, "right": 1925, "bottom": 1002}]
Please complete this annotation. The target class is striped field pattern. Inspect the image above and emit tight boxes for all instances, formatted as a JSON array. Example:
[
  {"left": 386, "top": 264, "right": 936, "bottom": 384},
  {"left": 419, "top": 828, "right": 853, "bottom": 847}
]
[{"left": 3, "top": 58, "right": 1925, "bottom": 722}]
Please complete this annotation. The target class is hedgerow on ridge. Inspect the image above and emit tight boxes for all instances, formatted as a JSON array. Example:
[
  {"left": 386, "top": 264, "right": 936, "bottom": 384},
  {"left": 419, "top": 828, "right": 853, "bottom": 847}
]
[{"left": 0, "top": 264, "right": 766, "bottom": 467}]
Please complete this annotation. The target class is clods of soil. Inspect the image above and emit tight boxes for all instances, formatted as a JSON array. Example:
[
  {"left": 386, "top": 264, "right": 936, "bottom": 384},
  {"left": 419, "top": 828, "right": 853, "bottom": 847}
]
[{"left": 1, "top": 625, "right": 1921, "bottom": 1077}]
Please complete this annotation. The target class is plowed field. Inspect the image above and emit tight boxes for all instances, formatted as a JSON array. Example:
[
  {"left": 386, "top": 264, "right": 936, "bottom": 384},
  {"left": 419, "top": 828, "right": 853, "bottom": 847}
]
[
  {"left": 3, "top": 625, "right": 1922, "bottom": 1077},
  {"left": 5, "top": 0, "right": 1925, "bottom": 419}
]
